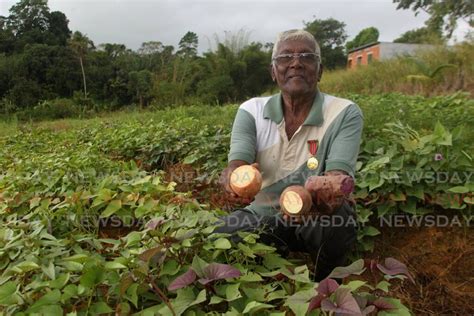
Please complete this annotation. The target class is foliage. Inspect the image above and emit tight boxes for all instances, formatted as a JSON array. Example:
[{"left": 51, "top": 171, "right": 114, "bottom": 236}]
[
  {"left": 393, "top": 26, "right": 444, "bottom": 44},
  {"left": 304, "top": 17, "right": 348, "bottom": 69},
  {"left": 346, "top": 27, "right": 380, "bottom": 51},
  {"left": 393, "top": 0, "right": 474, "bottom": 38}
]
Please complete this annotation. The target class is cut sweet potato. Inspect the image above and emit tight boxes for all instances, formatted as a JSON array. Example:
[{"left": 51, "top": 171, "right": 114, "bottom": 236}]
[
  {"left": 229, "top": 165, "right": 262, "bottom": 198},
  {"left": 280, "top": 185, "right": 313, "bottom": 217}
]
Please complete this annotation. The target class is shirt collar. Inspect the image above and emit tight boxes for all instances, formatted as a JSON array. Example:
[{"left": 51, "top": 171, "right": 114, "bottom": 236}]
[{"left": 263, "top": 89, "right": 324, "bottom": 126}]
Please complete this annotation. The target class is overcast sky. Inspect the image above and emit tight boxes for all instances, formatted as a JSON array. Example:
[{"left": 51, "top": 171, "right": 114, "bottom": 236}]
[{"left": 1, "top": 0, "right": 471, "bottom": 53}]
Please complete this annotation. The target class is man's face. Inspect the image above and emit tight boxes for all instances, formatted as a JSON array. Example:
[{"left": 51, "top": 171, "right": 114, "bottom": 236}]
[{"left": 271, "top": 39, "right": 322, "bottom": 97}]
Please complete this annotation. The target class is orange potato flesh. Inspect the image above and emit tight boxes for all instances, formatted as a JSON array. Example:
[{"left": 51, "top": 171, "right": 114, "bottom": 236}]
[
  {"left": 229, "top": 165, "right": 262, "bottom": 198},
  {"left": 280, "top": 185, "right": 313, "bottom": 217}
]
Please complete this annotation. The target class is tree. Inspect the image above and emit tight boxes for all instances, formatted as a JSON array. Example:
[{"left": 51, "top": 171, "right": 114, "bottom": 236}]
[
  {"left": 177, "top": 31, "right": 198, "bottom": 58},
  {"left": 128, "top": 70, "right": 153, "bottom": 107},
  {"left": 0, "top": 16, "right": 15, "bottom": 54},
  {"left": 346, "top": 27, "right": 379, "bottom": 51},
  {"left": 304, "top": 17, "right": 348, "bottom": 69},
  {"left": 47, "top": 11, "right": 71, "bottom": 46},
  {"left": 69, "top": 31, "right": 94, "bottom": 98},
  {"left": 394, "top": 26, "right": 444, "bottom": 44},
  {"left": 393, "top": 0, "right": 474, "bottom": 38}
]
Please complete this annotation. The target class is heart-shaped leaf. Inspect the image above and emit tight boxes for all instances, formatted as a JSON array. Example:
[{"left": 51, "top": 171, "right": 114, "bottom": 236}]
[
  {"left": 307, "top": 294, "right": 324, "bottom": 312},
  {"left": 376, "top": 258, "right": 415, "bottom": 284},
  {"left": 372, "top": 298, "right": 395, "bottom": 311},
  {"left": 328, "top": 259, "right": 365, "bottom": 279},
  {"left": 198, "top": 263, "right": 241, "bottom": 285},
  {"left": 168, "top": 268, "right": 197, "bottom": 291},
  {"left": 317, "top": 278, "right": 339, "bottom": 296},
  {"left": 321, "top": 288, "right": 361, "bottom": 315}
]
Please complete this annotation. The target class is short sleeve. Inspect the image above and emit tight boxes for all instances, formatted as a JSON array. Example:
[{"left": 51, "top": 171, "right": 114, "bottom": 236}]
[
  {"left": 325, "top": 104, "right": 364, "bottom": 177},
  {"left": 228, "top": 108, "right": 257, "bottom": 163}
]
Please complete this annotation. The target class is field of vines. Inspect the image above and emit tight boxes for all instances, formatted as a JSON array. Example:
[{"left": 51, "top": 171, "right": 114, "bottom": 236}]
[{"left": 0, "top": 92, "right": 472, "bottom": 315}]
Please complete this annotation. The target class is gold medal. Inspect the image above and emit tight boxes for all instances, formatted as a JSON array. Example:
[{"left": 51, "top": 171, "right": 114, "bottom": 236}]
[
  {"left": 307, "top": 139, "right": 319, "bottom": 170},
  {"left": 307, "top": 157, "right": 319, "bottom": 170}
]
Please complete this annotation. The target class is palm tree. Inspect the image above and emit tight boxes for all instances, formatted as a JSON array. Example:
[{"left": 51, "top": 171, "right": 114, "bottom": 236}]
[{"left": 69, "top": 31, "right": 94, "bottom": 98}]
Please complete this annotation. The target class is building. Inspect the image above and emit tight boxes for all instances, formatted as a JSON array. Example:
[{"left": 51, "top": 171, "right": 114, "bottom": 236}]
[{"left": 347, "top": 42, "right": 435, "bottom": 69}]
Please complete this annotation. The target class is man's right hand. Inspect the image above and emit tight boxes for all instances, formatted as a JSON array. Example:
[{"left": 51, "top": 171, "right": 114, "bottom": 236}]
[{"left": 219, "top": 160, "right": 260, "bottom": 205}]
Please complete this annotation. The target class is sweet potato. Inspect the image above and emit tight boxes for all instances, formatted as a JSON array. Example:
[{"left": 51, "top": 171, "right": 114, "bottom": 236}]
[
  {"left": 279, "top": 185, "right": 313, "bottom": 217},
  {"left": 229, "top": 165, "right": 262, "bottom": 198},
  {"left": 304, "top": 175, "right": 354, "bottom": 214}
]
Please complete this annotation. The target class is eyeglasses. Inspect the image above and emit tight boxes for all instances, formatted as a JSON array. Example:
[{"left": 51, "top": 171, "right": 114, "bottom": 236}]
[{"left": 272, "top": 52, "right": 319, "bottom": 66}]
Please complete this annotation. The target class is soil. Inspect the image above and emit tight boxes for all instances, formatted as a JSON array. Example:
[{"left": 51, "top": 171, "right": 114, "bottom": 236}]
[{"left": 369, "top": 223, "right": 474, "bottom": 315}]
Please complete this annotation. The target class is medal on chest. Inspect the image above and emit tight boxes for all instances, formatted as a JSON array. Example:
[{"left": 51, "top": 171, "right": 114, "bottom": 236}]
[{"left": 307, "top": 140, "right": 319, "bottom": 170}]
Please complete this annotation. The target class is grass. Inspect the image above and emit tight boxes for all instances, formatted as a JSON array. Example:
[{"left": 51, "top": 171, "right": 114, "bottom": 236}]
[{"left": 320, "top": 41, "right": 474, "bottom": 96}]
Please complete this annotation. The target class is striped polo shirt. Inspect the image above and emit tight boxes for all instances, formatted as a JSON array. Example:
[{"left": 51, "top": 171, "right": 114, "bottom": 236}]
[{"left": 228, "top": 90, "right": 363, "bottom": 216}]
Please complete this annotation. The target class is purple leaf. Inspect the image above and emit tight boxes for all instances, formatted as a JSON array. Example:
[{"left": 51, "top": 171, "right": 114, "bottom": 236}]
[
  {"left": 139, "top": 246, "right": 164, "bottom": 263},
  {"left": 168, "top": 268, "right": 197, "bottom": 291},
  {"left": 328, "top": 259, "right": 365, "bottom": 279},
  {"left": 317, "top": 278, "right": 339, "bottom": 296},
  {"left": 307, "top": 294, "right": 325, "bottom": 312},
  {"left": 376, "top": 257, "right": 415, "bottom": 284},
  {"left": 320, "top": 298, "right": 338, "bottom": 312},
  {"left": 146, "top": 217, "right": 165, "bottom": 230},
  {"left": 372, "top": 298, "right": 395, "bottom": 311},
  {"left": 321, "top": 288, "right": 362, "bottom": 315},
  {"left": 198, "top": 263, "right": 241, "bottom": 285}
]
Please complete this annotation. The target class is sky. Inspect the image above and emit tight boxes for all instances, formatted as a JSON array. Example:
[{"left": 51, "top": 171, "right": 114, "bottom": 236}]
[{"left": 1, "top": 0, "right": 471, "bottom": 53}]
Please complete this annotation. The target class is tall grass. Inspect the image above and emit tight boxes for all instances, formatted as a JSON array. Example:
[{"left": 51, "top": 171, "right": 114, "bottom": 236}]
[{"left": 320, "top": 41, "right": 474, "bottom": 96}]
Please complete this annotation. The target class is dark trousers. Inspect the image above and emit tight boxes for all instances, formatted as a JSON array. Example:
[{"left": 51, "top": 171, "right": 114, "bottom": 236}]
[{"left": 214, "top": 202, "right": 357, "bottom": 281}]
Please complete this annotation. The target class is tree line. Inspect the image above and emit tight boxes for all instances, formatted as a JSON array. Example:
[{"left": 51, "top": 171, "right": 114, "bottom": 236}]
[{"left": 0, "top": 0, "right": 467, "bottom": 117}]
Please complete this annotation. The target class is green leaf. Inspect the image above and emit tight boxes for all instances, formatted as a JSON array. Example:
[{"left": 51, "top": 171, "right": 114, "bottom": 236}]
[
  {"left": 50, "top": 273, "right": 70, "bottom": 289},
  {"left": 237, "top": 272, "right": 263, "bottom": 282},
  {"left": 0, "top": 281, "right": 19, "bottom": 305},
  {"left": 341, "top": 280, "right": 369, "bottom": 291},
  {"left": 285, "top": 288, "right": 315, "bottom": 315},
  {"left": 170, "top": 288, "right": 206, "bottom": 315},
  {"left": 448, "top": 186, "right": 469, "bottom": 193},
  {"left": 101, "top": 199, "right": 122, "bottom": 217},
  {"left": 125, "top": 231, "right": 143, "bottom": 247},
  {"left": 191, "top": 255, "right": 208, "bottom": 278},
  {"left": 328, "top": 259, "right": 365, "bottom": 279},
  {"left": 41, "top": 262, "right": 56, "bottom": 280},
  {"left": 242, "top": 301, "right": 274, "bottom": 314},
  {"left": 62, "top": 254, "right": 90, "bottom": 263},
  {"left": 464, "top": 196, "right": 474, "bottom": 204},
  {"left": 104, "top": 261, "right": 128, "bottom": 270},
  {"left": 214, "top": 238, "right": 232, "bottom": 249},
  {"left": 11, "top": 261, "right": 40, "bottom": 273},
  {"left": 263, "top": 253, "right": 292, "bottom": 270},
  {"left": 362, "top": 226, "right": 380, "bottom": 237},
  {"left": 376, "top": 280, "right": 391, "bottom": 292},
  {"left": 28, "top": 289, "right": 61, "bottom": 313},
  {"left": 90, "top": 302, "right": 113, "bottom": 314},
  {"left": 237, "top": 243, "right": 256, "bottom": 258},
  {"left": 183, "top": 154, "right": 198, "bottom": 164},
  {"left": 225, "top": 283, "right": 241, "bottom": 301},
  {"left": 126, "top": 283, "right": 139, "bottom": 308},
  {"left": 80, "top": 268, "right": 104, "bottom": 288}
]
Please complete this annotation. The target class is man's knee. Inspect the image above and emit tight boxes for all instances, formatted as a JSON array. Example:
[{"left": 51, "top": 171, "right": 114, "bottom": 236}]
[{"left": 296, "top": 202, "right": 358, "bottom": 255}]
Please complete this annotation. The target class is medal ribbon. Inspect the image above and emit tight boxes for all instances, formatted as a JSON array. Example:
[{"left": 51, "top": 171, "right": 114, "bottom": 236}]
[{"left": 307, "top": 140, "right": 318, "bottom": 156}]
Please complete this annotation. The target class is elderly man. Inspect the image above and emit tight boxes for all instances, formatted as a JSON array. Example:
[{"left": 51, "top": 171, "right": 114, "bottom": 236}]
[{"left": 217, "top": 29, "right": 363, "bottom": 281}]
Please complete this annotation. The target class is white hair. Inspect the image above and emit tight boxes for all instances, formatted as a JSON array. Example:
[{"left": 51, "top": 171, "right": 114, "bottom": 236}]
[{"left": 271, "top": 29, "right": 321, "bottom": 63}]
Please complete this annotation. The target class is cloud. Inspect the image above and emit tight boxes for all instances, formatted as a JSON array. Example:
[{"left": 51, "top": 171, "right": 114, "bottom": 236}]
[{"left": 1, "top": 0, "right": 440, "bottom": 53}]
